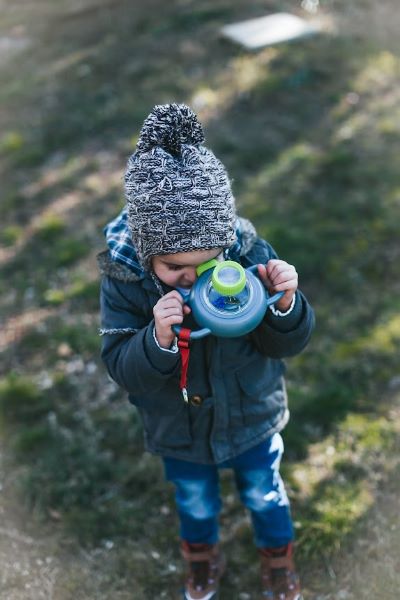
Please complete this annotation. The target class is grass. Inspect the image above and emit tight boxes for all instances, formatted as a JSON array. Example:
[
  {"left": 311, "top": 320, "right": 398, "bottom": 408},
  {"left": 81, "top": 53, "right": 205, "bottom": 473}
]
[{"left": 1, "top": 0, "right": 400, "bottom": 597}]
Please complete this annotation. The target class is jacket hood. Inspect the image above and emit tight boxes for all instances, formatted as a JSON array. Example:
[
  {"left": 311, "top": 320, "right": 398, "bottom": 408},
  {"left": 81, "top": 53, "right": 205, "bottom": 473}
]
[{"left": 98, "top": 207, "right": 257, "bottom": 282}]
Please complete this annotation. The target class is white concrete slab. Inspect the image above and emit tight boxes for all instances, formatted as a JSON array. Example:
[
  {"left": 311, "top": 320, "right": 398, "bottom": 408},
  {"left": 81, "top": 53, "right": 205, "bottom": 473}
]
[{"left": 221, "top": 12, "right": 320, "bottom": 50}]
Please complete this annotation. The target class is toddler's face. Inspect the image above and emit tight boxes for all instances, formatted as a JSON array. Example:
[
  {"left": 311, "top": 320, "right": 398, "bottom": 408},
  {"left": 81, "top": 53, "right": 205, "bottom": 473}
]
[{"left": 152, "top": 248, "right": 222, "bottom": 289}]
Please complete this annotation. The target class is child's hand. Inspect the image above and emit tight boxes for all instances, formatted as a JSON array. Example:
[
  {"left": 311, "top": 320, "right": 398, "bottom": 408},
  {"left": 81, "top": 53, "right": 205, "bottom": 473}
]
[
  {"left": 257, "top": 260, "right": 298, "bottom": 313},
  {"left": 153, "top": 291, "right": 191, "bottom": 349}
]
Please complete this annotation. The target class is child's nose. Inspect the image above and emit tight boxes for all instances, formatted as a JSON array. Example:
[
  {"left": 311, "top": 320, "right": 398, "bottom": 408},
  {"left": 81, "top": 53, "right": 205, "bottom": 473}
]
[{"left": 184, "top": 267, "right": 197, "bottom": 285}]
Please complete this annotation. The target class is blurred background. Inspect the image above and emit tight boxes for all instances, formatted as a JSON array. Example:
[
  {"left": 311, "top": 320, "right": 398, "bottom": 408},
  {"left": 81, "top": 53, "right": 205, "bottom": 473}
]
[{"left": 0, "top": 1, "right": 399, "bottom": 598}]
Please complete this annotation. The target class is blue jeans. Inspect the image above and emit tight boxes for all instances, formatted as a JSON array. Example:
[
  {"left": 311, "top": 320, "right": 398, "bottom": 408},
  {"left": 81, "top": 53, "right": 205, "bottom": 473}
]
[{"left": 163, "top": 433, "right": 294, "bottom": 548}]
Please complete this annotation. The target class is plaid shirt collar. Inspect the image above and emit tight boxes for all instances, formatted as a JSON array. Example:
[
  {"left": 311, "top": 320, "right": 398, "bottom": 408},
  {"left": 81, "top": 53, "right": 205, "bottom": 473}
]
[
  {"left": 104, "top": 207, "right": 243, "bottom": 274},
  {"left": 104, "top": 207, "right": 145, "bottom": 278}
]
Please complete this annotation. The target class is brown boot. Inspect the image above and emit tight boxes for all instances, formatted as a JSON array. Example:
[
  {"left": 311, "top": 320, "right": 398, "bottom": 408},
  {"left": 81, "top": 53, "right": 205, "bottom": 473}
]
[
  {"left": 180, "top": 541, "right": 226, "bottom": 600},
  {"left": 259, "top": 542, "right": 302, "bottom": 599}
]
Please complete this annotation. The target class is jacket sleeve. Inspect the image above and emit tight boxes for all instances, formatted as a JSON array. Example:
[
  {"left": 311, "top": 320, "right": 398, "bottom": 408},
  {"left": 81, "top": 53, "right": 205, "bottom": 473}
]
[
  {"left": 100, "top": 276, "right": 180, "bottom": 395},
  {"left": 245, "top": 238, "right": 315, "bottom": 358}
]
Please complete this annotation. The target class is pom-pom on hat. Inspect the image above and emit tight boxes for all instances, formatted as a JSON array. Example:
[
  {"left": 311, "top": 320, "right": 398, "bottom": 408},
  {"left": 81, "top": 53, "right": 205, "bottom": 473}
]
[{"left": 125, "top": 103, "right": 237, "bottom": 269}]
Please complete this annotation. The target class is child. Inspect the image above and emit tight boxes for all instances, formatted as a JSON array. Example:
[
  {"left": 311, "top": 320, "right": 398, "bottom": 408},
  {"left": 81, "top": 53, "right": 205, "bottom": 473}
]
[{"left": 99, "top": 103, "right": 315, "bottom": 600}]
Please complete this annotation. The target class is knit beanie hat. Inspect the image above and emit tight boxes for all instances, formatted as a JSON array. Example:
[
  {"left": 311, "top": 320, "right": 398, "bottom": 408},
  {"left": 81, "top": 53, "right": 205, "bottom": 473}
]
[{"left": 125, "top": 103, "right": 237, "bottom": 269}]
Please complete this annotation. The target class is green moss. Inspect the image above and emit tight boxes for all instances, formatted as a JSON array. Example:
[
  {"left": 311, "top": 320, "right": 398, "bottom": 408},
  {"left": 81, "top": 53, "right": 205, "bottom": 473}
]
[
  {"left": 0, "top": 131, "right": 24, "bottom": 153},
  {"left": 0, "top": 373, "right": 52, "bottom": 425},
  {"left": 335, "top": 314, "right": 400, "bottom": 358},
  {"left": 52, "top": 237, "right": 89, "bottom": 267},
  {"left": 0, "top": 224, "right": 22, "bottom": 246},
  {"left": 42, "top": 278, "right": 99, "bottom": 308},
  {"left": 13, "top": 424, "right": 52, "bottom": 455},
  {"left": 44, "top": 288, "right": 66, "bottom": 305},
  {"left": 67, "top": 279, "right": 99, "bottom": 310},
  {"left": 298, "top": 480, "right": 373, "bottom": 557},
  {"left": 36, "top": 214, "right": 66, "bottom": 241},
  {"left": 52, "top": 323, "right": 99, "bottom": 355},
  {"left": 15, "top": 329, "right": 50, "bottom": 354},
  {"left": 338, "top": 414, "right": 395, "bottom": 452}
]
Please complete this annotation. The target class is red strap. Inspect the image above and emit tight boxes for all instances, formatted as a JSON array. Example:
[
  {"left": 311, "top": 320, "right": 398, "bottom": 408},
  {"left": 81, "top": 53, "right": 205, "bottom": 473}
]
[{"left": 177, "top": 328, "right": 191, "bottom": 402}]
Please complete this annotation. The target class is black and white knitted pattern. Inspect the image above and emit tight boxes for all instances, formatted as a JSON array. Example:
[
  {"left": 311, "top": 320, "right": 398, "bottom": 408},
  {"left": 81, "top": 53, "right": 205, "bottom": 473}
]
[{"left": 125, "top": 103, "right": 237, "bottom": 269}]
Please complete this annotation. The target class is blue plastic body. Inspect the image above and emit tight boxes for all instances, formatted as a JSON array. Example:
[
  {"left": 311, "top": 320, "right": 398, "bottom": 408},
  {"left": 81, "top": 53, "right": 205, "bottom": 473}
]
[{"left": 174, "top": 264, "right": 284, "bottom": 340}]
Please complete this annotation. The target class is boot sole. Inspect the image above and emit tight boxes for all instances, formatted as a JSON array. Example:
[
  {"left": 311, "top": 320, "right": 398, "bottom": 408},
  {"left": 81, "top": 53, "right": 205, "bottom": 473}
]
[
  {"left": 182, "top": 591, "right": 217, "bottom": 600},
  {"left": 182, "top": 551, "right": 225, "bottom": 600}
]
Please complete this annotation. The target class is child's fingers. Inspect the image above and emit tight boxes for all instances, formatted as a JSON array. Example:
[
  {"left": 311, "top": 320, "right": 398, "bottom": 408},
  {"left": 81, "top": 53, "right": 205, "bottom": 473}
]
[
  {"left": 266, "top": 259, "right": 292, "bottom": 278},
  {"left": 153, "top": 292, "right": 190, "bottom": 334},
  {"left": 266, "top": 260, "right": 298, "bottom": 290},
  {"left": 257, "top": 260, "right": 298, "bottom": 312},
  {"left": 154, "top": 293, "right": 185, "bottom": 314},
  {"left": 156, "top": 298, "right": 184, "bottom": 312},
  {"left": 161, "top": 314, "right": 184, "bottom": 327},
  {"left": 258, "top": 263, "right": 295, "bottom": 290},
  {"left": 153, "top": 303, "right": 183, "bottom": 325},
  {"left": 270, "top": 270, "right": 298, "bottom": 290},
  {"left": 153, "top": 291, "right": 189, "bottom": 347},
  {"left": 157, "top": 290, "right": 185, "bottom": 306},
  {"left": 156, "top": 306, "right": 183, "bottom": 318},
  {"left": 271, "top": 279, "right": 298, "bottom": 293},
  {"left": 256, "top": 263, "right": 273, "bottom": 288},
  {"left": 157, "top": 306, "right": 190, "bottom": 321}
]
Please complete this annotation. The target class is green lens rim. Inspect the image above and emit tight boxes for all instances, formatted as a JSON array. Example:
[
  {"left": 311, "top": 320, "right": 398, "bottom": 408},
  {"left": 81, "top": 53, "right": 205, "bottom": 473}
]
[
  {"left": 196, "top": 258, "right": 219, "bottom": 277},
  {"left": 211, "top": 261, "right": 246, "bottom": 296}
]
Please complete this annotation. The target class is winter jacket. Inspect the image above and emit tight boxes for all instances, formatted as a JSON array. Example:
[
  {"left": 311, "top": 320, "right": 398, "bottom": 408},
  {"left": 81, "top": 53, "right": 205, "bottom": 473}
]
[{"left": 99, "top": 216, "right": 315, "bottom": 464}]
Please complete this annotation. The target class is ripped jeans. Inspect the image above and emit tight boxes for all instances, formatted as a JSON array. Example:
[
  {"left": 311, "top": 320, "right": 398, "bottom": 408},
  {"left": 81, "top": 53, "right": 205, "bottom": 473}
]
[{"left": 163, "top": 433, "right": 294, "bottom": 548}]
